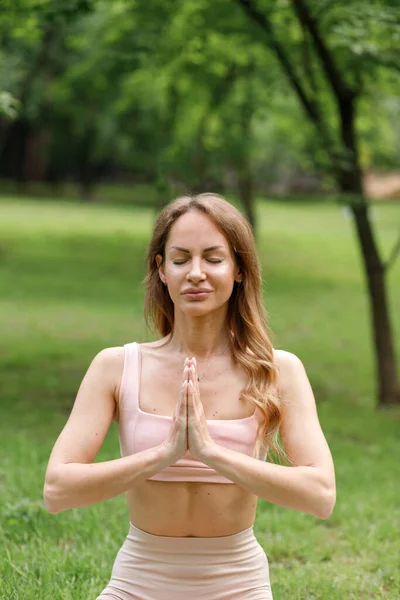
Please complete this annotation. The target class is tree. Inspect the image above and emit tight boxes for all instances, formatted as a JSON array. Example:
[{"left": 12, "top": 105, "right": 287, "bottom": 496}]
[
  {"left": 0, "top": 0, "right": 95, "bottom": 187},
  {"left": 235, "top": 0, "right": 400, "bottom": 406}
]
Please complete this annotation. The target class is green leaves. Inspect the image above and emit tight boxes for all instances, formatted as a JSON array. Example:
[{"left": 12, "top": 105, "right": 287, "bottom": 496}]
[
  {"left": 0, "top": 91, "right": 20, "bottom": 119},
  {"left": 0, "top": 0, "right": 399, "bottom": 192}
]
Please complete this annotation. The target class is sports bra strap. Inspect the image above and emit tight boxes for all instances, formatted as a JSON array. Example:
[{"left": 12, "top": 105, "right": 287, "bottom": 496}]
[{"left": 119, "top": 342, "right": 140, "bottom": 413}]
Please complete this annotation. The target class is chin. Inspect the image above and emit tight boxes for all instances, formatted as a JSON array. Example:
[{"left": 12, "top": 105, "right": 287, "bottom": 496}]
[
  {"left": 178, "top": 299, "right": 229, "bottom": 317},
  {"left": 181, "top": 305, "right": 212, "bottom": 316}
]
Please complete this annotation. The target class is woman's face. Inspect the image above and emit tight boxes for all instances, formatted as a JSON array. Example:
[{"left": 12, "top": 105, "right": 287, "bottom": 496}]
[{"left": 156, "top": 210, "right": 241, "bottom": 317}]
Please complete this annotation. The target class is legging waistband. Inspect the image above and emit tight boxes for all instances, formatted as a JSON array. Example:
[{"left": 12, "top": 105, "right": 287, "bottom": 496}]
[{"left": 128, "top": 521, "right": 256, "bottom": 552}]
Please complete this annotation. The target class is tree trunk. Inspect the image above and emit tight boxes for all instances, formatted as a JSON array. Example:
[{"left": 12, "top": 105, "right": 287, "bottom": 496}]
[
  {"left": 0, "top": 25, "right": 56, "bottom": 159},
  {"left": 237, "top": 166, "right": 255, "bottom": 230},
  {"left": 79, "top": 175, "right": 95, "bottom": 201},
  {"left": 337, "top": 99, "right": 399, "bottom": 405},
  {"left": 15, "top": 119, "right": 30, "bottom": 189},
  {"left": 236, "top": 72, "right": 256, "bottom": 232},
  {"left": 350, "top": 203, "right": 400, "bottom": 405},
  {"left": 76, "top": 125, "right": 97, "bottom": 201}
]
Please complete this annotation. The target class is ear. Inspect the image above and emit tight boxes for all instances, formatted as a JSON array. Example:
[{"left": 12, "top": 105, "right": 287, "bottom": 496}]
[
  {"left": 156, "top": 254, "right": 166, "bottom": 285},
  {"left": 234, "top": 268, "right": 242, "bottom": 284}
]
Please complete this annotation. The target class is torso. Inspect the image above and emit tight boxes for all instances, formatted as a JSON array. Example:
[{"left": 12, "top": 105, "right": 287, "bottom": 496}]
[{"left": 115, "top": 339, "right": 262, "bottom": 537}]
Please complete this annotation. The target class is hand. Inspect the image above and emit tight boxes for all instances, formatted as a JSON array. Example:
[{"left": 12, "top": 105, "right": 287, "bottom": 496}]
[
  {"left": 186, "top": 358, "right": 216, "bottom": 461},
  {"left": 161, "top": 360, "right": 189, "bottom": 463}
]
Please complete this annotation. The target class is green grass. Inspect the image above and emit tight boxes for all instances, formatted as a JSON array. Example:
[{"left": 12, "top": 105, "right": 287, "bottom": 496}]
[
  {"left": 0, "top": 194, "right": 399, "bottom": 599},
  {"left": 0, "top": 180, "right": 161, "bottom": 207}
]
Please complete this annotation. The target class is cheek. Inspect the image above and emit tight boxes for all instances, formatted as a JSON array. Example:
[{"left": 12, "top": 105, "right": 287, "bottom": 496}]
[
  {"left": 213, "top": 264, "right": 235, "bottom": 282},
  {"left": 166, "top": 265, "right": 186, "bottom": 281}
]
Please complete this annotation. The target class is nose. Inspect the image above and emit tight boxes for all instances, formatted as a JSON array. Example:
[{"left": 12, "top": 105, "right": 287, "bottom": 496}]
[{"left": 186, "top": 257, "right": 206, "bottom": 283}]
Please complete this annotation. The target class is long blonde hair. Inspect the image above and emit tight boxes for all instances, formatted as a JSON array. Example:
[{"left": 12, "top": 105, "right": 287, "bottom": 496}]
[{"left": 144, "top": 193, "right": 284, "bottom": 461}]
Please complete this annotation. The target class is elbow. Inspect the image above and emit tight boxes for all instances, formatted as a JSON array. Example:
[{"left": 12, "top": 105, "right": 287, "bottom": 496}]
[
  {"left": 43, "top": 472, "right": 66, "bottom": 514},
  {"left": 314, "top": 487, "right": 336, "bottom": 520},
  {"left": 43, "top": 483, "right": 61, "bottom": 514}
]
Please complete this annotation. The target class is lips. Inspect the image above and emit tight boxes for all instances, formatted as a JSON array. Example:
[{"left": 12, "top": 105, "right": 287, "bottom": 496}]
[{"left": 182, "top": 289, "right": 212, "bottom": 300}]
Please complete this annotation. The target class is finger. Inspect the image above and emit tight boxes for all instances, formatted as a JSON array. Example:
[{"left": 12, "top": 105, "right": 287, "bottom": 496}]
[
  {"left": 178, "top": 371, "right": 188, "bottom": 405},
  {"left": 187, "top": 379, "right": 194, "bottom": 417},
  {"left": 189, "top": 379, "right": 202, "bottom": 423},
  {"left": 191, "top": 357, "right": 197, "bottom": 377},
  {"left": 184, "top": 359, "right": 193, "bottom": 382},
  {"left": 188, "top": 363, "right": 196, "bottom": 385},
  {"left": 178, "top": 380, "right": 188, "bottom": 417},
  {"left": 181, "top": 364, "right": 189, "bottom": 384},
  {"left": 189, "top": 366, "right": 199, "bottom": 398},
  {"left": 188, "top": 378, "right": 200, "bottom": 416},
  {"left": 184, "top": 382, "right": 188, "bottom": 417}
]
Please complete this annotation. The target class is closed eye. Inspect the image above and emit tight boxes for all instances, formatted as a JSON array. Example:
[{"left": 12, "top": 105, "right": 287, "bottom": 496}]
[{"left": 173, "top": 259, "right": 223, "bottom": 265}]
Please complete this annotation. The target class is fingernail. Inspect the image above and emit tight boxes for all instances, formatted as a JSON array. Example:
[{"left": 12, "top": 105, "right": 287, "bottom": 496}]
[
  {"left": 189, "top": 380, "right": 193, "bottom": 388},
  {"left": 192, "top": 357, "right": 196, "bottom": 365}
]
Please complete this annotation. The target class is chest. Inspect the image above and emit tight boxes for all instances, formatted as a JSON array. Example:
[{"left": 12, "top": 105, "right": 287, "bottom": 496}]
[{"left": 139, "top": 351, "right": 254, "bottom": 421}]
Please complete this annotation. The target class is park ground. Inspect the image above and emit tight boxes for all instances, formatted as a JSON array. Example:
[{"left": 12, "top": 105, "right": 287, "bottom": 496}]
[{"left": 0, "top": 194, "right": 399, "bottom": 599}]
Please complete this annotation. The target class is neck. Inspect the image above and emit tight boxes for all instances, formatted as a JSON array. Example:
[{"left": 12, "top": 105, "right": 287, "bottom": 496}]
[{"left": 167, "top": 312, "right": 231, "bottom": 360}]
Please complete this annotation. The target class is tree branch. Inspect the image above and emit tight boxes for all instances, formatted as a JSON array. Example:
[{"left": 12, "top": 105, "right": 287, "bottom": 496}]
[
  {"left": 236, "top": 1, "right": 318, "bottom": 123},
  {"left": 235, "top": 0, "right": 334, "bottom": 157},
  {"left": 299, "top": 17, "right": 319, "bottom": 99},
  {"left": 291, "top": 0, "right": 357, "bottom": 102}
]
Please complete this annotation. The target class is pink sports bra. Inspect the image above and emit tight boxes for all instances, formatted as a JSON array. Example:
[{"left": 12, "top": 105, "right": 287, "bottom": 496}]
[{"left": 118, "top": 342, "right": 267, "bottom": 484}]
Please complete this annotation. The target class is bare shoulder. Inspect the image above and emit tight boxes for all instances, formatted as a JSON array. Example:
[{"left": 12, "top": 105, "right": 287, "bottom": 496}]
[
  {"left": 93, "top": 346, "right": 125, "bottom": 370},
  {"left": 95, "top": 345, "right": 125, "bottom": 364},
  {"left": 273, "top": 349, "right": 305, "bottom": 395},
  {"left": 91, "top": 346, "right": 125, "bottom": 395},
  {"left": 273, "top": 348, "right": 303, "bottom": 367}
]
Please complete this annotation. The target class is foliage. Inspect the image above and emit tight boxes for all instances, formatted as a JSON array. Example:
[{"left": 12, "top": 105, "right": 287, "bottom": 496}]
[
  {"left": 0, "top": 91, "right": 20, "bottom": 118},
  {"left": 0, "top": 0, "right": 399, "bottom": 191}
]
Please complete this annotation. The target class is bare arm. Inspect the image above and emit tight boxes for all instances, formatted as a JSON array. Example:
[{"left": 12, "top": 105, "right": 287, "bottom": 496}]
[
  {"left": 43, "top": 347, "right": 172, "bottom": 514},
  {"left": 202, "top": 350, "right": 336, "bottom": 519}
]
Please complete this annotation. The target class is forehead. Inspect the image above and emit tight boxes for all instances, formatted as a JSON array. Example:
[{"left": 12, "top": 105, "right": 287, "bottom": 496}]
[{"left": 166, "top": 210, "right": 228, "bottom": 248}]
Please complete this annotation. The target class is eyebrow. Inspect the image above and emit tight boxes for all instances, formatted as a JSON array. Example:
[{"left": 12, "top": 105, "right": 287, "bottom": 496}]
[{"left": 169, "top": 245, "right": 225, "bottom": 253}]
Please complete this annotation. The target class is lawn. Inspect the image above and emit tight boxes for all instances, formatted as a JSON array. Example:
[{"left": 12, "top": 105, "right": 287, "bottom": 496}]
[{"left": 0, "top": 194, "right": 399, "bottom": 599}]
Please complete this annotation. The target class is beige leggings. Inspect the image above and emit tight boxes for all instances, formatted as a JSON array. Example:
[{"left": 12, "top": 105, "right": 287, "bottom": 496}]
[{"left": 96, "top": 522, "right": 273, "bottom": 600}]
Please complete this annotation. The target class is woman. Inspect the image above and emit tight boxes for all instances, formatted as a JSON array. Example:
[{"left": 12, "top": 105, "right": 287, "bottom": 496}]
[{"left": 44, "top": 193, "right": 336, "bottom": 599}]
